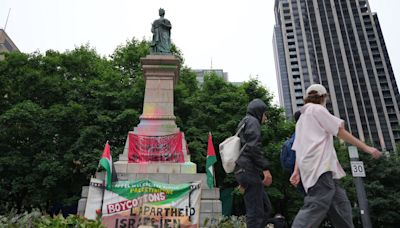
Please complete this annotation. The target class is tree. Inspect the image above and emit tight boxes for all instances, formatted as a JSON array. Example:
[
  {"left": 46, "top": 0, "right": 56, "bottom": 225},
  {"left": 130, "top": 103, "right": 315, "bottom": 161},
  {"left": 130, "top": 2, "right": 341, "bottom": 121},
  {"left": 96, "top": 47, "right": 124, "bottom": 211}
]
[
  {"left": 364, "top": 151, "right": 400, "bottom": 227},
  {"left": 0, "top": 44, "right": 144, "bottom": 213},
  {"left": 1, "top": 38, "right": 399, "bottom": 227}
]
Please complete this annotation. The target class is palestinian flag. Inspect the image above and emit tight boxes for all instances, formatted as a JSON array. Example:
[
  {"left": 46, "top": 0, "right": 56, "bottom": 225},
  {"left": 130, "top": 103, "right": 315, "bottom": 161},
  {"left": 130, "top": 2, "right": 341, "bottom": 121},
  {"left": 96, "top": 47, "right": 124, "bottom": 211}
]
[
  {"left": 206, "top": 132, "right": 217, "bottom": 189},
  {"left": 100, "top": 141, "right": 112, "bottom": 190}
]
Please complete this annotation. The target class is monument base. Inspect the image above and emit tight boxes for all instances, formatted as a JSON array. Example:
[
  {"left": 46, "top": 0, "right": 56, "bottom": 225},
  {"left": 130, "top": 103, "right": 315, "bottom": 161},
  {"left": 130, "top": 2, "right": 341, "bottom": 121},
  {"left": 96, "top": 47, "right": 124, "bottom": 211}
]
[
  {"left": 135, "top": 54, "right": 180, "bottom": 136},
  {"left": 118, "top": 130, "right": 192, "bottom": 163},
  {"left": 77, "top": 54, "right": 221, "bottom": 227},
  {"left": 77, "top": 172, "right": 222, "bottom": 227},
  {"left": 113, "top": 160, "right": 197, "bottom": 175}
]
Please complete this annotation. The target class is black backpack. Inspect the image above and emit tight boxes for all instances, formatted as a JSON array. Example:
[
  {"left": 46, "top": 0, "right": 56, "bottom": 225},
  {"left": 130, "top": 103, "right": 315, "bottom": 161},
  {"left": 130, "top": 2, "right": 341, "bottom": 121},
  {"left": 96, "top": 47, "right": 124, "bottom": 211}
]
[{"left": 280, "top": 133, "right": 296, "bottom": 174}]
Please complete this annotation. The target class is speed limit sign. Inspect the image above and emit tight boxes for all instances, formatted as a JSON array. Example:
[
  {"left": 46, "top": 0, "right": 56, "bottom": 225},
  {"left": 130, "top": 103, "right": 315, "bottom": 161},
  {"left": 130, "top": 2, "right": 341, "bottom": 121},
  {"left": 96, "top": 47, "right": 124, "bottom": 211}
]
[{"left": 350, "top": 161, "right": 366, "bottom": 177}]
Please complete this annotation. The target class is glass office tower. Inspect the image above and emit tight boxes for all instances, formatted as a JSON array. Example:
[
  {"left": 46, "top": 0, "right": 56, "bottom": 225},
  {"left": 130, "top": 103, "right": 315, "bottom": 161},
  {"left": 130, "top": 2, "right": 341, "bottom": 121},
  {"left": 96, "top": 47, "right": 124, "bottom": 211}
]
[{"left": 273, "top": 0, "right": 400, "bottom": 150}]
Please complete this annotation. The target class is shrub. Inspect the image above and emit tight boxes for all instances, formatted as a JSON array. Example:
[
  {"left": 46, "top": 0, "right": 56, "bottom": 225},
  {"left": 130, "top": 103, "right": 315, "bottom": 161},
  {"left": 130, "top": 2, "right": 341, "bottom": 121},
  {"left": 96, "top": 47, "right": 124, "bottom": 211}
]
[{"left": 0, "top": 210, "right": 104, "bottom": 228}]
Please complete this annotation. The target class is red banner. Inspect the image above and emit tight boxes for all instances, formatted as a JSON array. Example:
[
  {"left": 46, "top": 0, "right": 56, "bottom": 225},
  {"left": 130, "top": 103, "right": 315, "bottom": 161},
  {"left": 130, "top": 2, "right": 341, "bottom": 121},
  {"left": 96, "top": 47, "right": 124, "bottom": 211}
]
[{"left": 128, "top": 133, "right": 184, "bottom": 163}]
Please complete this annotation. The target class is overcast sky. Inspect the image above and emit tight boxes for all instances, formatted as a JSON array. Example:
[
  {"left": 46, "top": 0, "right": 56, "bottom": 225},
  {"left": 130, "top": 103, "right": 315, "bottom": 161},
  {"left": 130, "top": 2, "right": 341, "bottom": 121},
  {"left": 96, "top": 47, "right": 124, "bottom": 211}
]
[{"left": 1, "top": 0, "right": 398, "bottom": 104}]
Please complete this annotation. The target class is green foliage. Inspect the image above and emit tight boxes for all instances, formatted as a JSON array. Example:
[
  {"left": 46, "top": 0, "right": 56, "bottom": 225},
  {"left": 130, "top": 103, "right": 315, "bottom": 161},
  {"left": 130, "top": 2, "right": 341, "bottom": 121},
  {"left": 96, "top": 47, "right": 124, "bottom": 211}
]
[
  {"left": 35, "top": 214, "right": 104, "bottom": 228},
  {"left": 356, "top": 151, "right": 400, "bottom": 227},
  {"left": 0, "top": 209, "right": 104, "bottom": 227},
  {"left": 175, "top": 71, "right": 305, "bottom": 222},
  {"left": 1, "top": 37, "right": 399, "bottom": 227},
  {"left": 111, "top": 38, "right": 149, "bottom": 80},
  {"left": 202, "top": 215, "right": 246, "bottom": 228},
  {"left": 0, "top": 44, "right": 142, "bottom": 213},
  {"left": 0, "top": 209, "right": 42, "bottom": 227},
  {"left": 334, "top": 143, "right": 400, "bottom": 227}
]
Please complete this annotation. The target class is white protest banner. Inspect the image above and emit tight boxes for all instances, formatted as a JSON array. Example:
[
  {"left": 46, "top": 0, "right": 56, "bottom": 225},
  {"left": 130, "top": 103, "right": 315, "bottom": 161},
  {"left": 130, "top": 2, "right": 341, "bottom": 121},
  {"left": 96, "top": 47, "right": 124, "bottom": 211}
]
[{"left": 100, "top": 179, "right": 201, "bottom": 228}]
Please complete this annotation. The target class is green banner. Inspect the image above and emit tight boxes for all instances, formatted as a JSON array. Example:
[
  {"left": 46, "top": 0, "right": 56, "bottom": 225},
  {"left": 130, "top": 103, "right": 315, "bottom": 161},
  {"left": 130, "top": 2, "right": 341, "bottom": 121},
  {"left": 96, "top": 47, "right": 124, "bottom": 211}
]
[{"left": 101, "top": 179, "right": 201, "bottom": 228}]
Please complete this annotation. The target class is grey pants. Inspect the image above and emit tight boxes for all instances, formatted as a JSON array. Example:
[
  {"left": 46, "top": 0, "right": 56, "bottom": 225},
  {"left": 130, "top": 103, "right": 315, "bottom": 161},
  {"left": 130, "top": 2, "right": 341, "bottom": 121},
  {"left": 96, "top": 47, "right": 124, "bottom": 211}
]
[{"left": 292, "top": 172, "right": 354, "bottom": 228}]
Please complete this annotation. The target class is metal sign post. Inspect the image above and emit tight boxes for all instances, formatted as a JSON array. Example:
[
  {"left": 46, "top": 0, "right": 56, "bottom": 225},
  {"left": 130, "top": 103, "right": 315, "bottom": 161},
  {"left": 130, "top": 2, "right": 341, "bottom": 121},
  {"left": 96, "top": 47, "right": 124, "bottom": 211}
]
[{"left": 348, "top": 146, "right": 372, "bottom": 228}]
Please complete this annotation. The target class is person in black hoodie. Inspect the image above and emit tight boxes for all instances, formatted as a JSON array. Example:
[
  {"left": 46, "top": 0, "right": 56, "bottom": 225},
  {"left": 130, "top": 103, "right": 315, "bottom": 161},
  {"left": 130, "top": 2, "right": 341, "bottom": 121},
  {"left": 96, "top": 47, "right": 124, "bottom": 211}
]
[{"left": 234, "top": 98, "right": 272, "bottom": 228}]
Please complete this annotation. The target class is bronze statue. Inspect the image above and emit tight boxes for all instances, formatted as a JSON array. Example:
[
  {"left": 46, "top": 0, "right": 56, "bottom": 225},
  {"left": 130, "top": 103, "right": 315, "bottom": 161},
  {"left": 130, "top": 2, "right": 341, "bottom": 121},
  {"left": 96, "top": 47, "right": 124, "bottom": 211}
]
[{"left": 151, "top": 8, "right": 172, "bottom": 54}]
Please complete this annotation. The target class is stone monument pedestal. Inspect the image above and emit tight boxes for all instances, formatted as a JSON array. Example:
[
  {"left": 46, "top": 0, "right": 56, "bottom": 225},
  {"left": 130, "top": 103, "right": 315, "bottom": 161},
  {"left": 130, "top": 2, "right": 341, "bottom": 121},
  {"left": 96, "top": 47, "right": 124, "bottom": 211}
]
[
  {"left": 136, "top": 55, "right": 180, "bottom": 136},
  {"left": 77, "top": 55, "right": 221, "bottom": 227}
]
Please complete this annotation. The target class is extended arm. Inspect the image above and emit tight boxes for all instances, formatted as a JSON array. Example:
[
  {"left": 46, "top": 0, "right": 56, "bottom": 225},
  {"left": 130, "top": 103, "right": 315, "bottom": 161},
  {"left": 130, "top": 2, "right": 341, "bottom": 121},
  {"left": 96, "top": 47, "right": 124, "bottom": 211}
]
[
  {"left": 314, "top": 107, "right": 382, "bottom": 159},
  {"left": 337, "top": 127, "right": 382, "bottom": 159}
]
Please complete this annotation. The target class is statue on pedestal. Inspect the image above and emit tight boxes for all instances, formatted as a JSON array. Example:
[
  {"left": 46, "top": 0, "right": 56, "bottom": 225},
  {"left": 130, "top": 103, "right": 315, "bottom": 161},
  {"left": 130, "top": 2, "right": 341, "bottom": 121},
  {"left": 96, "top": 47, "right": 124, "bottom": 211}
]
[
  {"left": 78, "top": 8, "right": 222, "bottom": 226},
  {"left": 151, "top": 8, "right": 172, "bottom": 54}
]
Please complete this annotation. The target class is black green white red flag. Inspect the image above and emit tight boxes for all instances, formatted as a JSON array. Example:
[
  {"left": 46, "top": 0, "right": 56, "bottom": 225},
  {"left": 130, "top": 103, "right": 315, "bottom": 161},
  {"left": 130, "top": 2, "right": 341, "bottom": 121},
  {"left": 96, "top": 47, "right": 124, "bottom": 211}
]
[
  {"left": 206, "top": 132, "right": 217, "bottom": 189},
  {"left": 100, "top": 141, "right": 112, "bottom": 190}
]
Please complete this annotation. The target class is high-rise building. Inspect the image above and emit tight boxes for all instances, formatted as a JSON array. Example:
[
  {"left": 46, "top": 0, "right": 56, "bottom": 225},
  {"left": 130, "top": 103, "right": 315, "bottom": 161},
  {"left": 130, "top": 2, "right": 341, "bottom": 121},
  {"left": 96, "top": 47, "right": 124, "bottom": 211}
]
[{"left": 273, "top": 0, "right": 400, "bottom": 151}]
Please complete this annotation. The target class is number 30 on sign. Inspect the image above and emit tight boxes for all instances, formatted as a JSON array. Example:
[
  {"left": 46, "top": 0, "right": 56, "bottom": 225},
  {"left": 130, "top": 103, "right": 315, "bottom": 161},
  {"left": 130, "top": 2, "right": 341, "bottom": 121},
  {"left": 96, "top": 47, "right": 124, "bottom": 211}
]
[{"left": 350, "top": 161, "right": 366, "bottom": 177}]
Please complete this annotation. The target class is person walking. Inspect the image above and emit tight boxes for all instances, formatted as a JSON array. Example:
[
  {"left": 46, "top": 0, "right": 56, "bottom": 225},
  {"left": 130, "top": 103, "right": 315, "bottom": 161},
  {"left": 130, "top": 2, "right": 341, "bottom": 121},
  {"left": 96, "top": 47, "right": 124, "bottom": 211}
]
[
  {"left": 234, "top": 98, "right": 273, "bottom": 228},
  {"left": 290, "top": 84, "right": 382, "bottom": 228}
]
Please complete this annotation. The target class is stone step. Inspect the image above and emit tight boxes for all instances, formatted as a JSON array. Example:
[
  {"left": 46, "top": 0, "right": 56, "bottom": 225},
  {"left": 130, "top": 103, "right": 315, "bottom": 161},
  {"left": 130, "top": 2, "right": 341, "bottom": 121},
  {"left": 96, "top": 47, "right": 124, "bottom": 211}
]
[
  {"left": 200, "top": 200, "right": 222, "bottom": 213},
  {"left": 81, "top": 186, "right": 89, "bottom": 198},
  {"left": 201, "top": 188, "right": 220, "bottom": 199},
  {"left": 114, "top": 161, "right": 197, "bottom": 174},
  {"left": 77, "top": 198, "right": 87, "bottom": 216}
]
